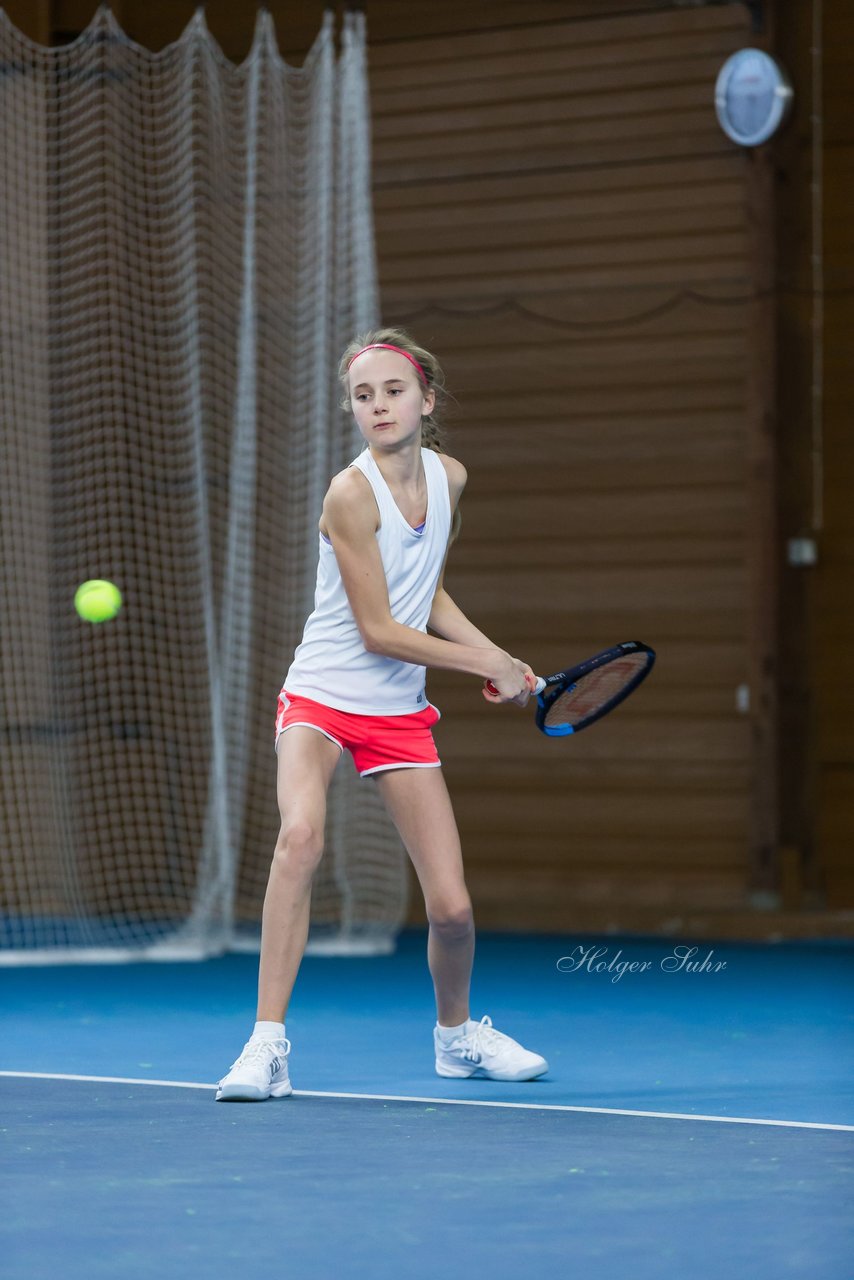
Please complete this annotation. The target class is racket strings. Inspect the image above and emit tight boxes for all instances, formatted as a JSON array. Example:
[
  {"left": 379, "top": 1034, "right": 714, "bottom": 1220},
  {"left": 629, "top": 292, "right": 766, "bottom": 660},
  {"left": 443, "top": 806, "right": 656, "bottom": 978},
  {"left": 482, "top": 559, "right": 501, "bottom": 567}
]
[{"left": 544, "top": 654, "right": 648, "bottom": 728}]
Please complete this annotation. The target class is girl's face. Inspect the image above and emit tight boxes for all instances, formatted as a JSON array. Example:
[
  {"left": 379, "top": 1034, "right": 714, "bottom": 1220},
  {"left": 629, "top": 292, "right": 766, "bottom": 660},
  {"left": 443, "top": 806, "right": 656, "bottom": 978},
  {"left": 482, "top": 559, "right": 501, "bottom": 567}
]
[{"left": 348, "top": 349, "right": 435, "bottom": 448}]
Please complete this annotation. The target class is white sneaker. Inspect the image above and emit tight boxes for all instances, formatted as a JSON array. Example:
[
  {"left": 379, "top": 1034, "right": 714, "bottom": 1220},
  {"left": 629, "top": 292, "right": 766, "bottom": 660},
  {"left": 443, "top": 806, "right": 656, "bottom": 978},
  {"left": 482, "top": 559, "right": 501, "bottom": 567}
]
[
  {"left": 434, "top": 1015, "right": 548, "bottom": 1082},
  {"left": 215, "top": 1037, "right": 293, "bottom": 1101}
]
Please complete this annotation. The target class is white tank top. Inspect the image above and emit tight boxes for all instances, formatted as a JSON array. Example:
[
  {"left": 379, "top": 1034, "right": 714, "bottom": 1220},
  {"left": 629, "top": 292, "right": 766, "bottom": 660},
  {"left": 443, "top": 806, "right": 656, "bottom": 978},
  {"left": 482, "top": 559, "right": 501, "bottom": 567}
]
[{"left": 283, "top": 446, "right": 452, "bottom": 714}]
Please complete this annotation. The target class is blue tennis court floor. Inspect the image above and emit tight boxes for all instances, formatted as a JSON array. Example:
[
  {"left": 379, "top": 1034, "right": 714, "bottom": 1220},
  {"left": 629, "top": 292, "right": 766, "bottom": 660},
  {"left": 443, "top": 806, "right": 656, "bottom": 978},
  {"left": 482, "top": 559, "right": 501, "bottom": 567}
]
[{"left": 2, "top": 930, "right": 852, "bottom": 1278}]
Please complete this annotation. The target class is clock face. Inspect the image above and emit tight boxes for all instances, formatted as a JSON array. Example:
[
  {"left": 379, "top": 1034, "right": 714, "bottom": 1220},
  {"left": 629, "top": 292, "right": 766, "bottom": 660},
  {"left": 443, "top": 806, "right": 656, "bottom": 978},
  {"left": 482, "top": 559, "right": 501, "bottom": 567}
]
[{"left": 715, "top": 49, "right": 793, "bottom": 147}]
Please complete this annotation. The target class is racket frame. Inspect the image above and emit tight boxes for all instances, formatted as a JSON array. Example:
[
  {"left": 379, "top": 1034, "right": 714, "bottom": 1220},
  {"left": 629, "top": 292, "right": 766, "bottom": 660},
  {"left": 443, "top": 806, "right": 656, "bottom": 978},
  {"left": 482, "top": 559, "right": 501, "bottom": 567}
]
[{"left": 535, "top": 640, "right": 655, "bottom": 737}]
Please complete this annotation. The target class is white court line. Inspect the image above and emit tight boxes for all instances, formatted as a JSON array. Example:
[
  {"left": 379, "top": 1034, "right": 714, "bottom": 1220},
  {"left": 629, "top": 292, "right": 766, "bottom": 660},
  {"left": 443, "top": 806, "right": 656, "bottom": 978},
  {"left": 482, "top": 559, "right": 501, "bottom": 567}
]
[{"left": 1, "top": 1070, "right": 852, "bottom": 1132}]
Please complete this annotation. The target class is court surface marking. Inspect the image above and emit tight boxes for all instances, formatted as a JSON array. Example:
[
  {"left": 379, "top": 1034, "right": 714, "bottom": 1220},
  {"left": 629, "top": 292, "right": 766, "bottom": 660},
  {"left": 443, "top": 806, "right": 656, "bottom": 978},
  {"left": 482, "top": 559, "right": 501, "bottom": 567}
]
[{"left": 2, "top": 1070, "right": 851, "bottom": 1131}]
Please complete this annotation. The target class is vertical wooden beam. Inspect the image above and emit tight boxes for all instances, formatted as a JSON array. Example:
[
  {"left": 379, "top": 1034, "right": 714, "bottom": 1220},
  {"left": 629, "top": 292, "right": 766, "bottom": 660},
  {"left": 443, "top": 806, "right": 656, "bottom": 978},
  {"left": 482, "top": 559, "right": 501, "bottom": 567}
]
[
  {"left": 770, "top": 0, "right": 821, "bottom": 905},
  {"left": 742, "top": 0, "right": 820, "bottom": 907},
  {"left": 815, "top": 0, "right": 854, "bottom": 907}
]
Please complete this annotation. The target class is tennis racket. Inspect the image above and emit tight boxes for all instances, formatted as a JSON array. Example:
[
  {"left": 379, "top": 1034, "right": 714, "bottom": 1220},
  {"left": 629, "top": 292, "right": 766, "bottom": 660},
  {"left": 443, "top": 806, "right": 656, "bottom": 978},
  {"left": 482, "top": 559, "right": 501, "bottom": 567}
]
[{"left": 485, "top": 640, "right": 656, "bottom": 737}]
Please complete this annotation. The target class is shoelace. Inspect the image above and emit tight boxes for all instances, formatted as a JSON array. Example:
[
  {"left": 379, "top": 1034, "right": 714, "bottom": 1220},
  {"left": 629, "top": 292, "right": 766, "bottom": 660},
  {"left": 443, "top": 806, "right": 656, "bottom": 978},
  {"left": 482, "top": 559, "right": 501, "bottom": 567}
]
[
  {"left": 461, "top": 1015, "right": 506, "bottom": 1062},
  {"left": 226, "top": 1037, "right": 291, "bottom": 1075}
]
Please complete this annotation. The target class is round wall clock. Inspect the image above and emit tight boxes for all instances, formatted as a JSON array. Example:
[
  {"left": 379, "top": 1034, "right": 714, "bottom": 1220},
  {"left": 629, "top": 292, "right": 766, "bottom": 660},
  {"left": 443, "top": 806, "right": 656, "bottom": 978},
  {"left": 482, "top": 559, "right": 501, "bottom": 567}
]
[{"left": 715, "top": 48, "right": 793, "bottom": 147}]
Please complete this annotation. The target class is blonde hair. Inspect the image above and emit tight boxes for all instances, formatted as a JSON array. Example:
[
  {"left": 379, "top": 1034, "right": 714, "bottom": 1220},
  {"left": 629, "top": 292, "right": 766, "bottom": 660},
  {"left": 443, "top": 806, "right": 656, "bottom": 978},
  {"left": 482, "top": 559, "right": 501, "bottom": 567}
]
[{"left": 338, "top": 326, "right": 449, "bottom": 453}]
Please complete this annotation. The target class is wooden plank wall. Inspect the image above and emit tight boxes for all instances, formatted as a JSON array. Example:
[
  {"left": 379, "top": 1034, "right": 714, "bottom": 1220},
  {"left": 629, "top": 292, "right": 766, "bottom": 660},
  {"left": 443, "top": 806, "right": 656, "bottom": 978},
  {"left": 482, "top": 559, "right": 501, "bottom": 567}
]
[
  {"left": 5, "top": 0, "right": 851, "bottom": 937},
  {"left": 365, "top": 3, "right": 756, "bottom": 933},
  {"left": 816, "top": 0, "right": 854, "bottom": 907},
  {"left": 769, "top": 0, "right": 853, "bottom": 919}
]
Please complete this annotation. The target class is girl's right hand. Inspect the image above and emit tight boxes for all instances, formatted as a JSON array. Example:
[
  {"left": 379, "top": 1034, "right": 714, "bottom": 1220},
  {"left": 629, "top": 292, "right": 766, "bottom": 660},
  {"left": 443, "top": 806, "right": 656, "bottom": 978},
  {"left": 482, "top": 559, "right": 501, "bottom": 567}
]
[{"left": 482, "top": 654, "right": 536, "bottom": 706}]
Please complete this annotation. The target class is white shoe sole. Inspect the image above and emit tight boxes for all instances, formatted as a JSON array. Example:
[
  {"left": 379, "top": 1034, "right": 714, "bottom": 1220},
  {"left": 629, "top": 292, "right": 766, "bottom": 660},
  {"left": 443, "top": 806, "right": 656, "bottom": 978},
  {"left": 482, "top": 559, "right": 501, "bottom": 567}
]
[
  {"left": 215, "top": 1080, "right": 293, "bottom": 1102},
  {"left": 435, "top": 1058, "right": 548, "bottom": 1083}
]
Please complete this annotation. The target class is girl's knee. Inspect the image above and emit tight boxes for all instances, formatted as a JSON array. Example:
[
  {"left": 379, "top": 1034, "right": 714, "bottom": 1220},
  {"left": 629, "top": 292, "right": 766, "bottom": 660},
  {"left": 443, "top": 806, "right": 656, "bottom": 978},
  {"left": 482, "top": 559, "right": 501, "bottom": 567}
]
[
  {"left": 273, "top": 819, "right": 324, "bottom": 877},
  {"left": 427, "top": 898, "right": 474, "bottom": 938}
]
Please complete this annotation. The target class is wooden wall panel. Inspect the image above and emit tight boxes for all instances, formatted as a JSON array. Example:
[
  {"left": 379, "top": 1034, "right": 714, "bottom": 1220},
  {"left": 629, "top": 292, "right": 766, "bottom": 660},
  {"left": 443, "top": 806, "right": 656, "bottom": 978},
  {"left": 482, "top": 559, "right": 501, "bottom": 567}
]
[
  {"left": 767, "top": 0, "right": 852, "bottom": 919},
  {"left": 816, "top": 2, "right": 854, "bottom": 908},
  {"left": 364, "top": 3, "right": 758, "bottom": 932},
  {"left": 2, "top": 0, "right": 50, "bottom": 42}
]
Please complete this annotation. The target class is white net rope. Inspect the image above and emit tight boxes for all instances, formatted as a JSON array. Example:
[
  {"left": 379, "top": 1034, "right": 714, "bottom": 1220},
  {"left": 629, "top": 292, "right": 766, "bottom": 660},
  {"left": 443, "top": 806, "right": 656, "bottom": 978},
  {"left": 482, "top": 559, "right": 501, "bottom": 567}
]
[{"left": 0, "top": 6, "right": 408, "bottom": 962}]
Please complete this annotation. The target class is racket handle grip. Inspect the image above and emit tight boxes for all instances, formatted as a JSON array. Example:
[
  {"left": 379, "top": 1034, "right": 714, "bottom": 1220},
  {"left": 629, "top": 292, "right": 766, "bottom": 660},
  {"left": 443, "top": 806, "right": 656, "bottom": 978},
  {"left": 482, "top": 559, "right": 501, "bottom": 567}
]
[{"left": 485, "top": 676, "right": 546, "bottom": 696}]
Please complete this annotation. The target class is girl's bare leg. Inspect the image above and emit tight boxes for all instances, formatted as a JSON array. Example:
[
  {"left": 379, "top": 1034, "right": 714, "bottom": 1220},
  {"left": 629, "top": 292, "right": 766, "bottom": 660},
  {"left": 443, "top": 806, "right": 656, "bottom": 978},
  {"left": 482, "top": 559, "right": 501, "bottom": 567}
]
[
  {"left": 256, "top": 727, "right": 342, "bottom": 1023},
  {"left": 374, "top": 766, "right": 474, "bottom": 1027}
]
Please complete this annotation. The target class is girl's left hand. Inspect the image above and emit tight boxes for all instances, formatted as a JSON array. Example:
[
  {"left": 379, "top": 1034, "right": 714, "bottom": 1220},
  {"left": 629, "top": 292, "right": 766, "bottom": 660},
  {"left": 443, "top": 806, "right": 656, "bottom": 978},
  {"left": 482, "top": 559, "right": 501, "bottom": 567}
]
[{"left": 482, "top": 663, "right": 537, "bottom": 708}]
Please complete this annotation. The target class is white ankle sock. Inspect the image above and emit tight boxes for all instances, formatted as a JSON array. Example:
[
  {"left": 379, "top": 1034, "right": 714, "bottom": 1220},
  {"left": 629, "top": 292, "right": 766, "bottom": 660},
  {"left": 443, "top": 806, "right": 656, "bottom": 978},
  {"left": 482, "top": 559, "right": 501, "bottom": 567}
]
[
  {"left": 436, "top": 1019, "right": 470, "bottom": 1043},
  {"left": 251, "top": 1020, "right": 285, "bottom": 1042}
]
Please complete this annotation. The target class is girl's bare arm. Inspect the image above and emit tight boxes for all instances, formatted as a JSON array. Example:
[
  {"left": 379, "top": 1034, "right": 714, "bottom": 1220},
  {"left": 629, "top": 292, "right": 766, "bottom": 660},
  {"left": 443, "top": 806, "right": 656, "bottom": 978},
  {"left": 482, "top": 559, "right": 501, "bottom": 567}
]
[{"left": 322, "top": 468, "right": 529, "bottom": 698}]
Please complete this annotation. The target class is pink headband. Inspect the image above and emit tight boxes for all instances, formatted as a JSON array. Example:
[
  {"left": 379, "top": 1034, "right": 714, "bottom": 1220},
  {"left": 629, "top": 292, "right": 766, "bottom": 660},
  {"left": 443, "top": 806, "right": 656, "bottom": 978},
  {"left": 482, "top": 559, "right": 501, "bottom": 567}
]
[{"left": 347, "top": 343, "right": 428, "bottom": 387}]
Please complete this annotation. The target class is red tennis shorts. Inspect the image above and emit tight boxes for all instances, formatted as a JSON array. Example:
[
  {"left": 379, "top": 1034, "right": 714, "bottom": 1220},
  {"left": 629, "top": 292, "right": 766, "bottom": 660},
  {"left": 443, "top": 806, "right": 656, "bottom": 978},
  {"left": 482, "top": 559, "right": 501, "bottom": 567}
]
[{"left": 274, "top": 690, "right": 441, "bottom": 778}]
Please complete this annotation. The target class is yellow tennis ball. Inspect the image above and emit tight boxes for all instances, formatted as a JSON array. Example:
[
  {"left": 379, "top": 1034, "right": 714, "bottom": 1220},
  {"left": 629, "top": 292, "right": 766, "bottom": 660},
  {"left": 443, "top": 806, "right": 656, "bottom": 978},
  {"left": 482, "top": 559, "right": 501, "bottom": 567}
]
[{"left": 74, "top": 579, "right": 123, "bottom": 623}]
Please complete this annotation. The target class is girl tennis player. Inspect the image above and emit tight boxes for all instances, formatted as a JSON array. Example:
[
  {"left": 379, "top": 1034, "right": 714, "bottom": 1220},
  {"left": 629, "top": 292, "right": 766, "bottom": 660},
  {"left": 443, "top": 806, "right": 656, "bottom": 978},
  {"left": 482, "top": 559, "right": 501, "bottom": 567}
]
[{"left": 216, "top": 329, "right": 548, "bottom": 1100}]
